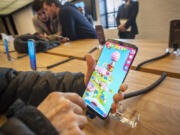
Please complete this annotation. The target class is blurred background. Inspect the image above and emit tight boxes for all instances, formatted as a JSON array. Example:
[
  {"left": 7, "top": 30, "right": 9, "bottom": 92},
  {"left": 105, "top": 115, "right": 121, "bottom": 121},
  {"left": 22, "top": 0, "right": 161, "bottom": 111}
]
[{"left": 0, "top": 0, "right": 180, "bottom": 40}]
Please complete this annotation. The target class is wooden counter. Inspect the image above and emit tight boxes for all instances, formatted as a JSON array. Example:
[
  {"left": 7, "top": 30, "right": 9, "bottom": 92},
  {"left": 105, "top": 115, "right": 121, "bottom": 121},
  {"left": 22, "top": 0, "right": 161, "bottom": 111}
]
[{"left": 84, "top": 70, "right": 180, "bottom": 135}]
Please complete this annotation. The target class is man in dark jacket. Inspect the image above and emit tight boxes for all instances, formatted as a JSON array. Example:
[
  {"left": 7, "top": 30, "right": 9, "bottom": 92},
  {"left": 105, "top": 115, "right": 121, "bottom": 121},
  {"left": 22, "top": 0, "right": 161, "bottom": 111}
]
[
  {"left": 0, "top": 55, "right": 127, "bottom": 135},
  {"left": 0, "top": 55, "right": 93, "bottom": 135},
  {"left": 43, "top": 0, "right": 97, "bottom": 41},
  {"left": 0, "top": 68, "right": 88, "bottom": 135},
  {"left": 77, "top": 6, "right": 94, "bottom": 25},
  {"left": 116, "top": 0, "right": 139, "bottom": 39}
]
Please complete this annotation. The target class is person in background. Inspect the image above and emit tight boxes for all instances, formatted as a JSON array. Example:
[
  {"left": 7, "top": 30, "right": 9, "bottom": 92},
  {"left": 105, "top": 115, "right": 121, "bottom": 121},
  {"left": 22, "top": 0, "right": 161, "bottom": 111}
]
[
  {"left": 43, "top": 0, "right": 97, "bottom": 41},
  {"left": 0, "top": 54, "right": 127, "bottom": 135},
  {"left": 32, "top": 0, "right": 67, "bottom": 42},
  {"left": 116, "top": 0, "right": 139, "bottom": 39},
  {"left": 77, "top": 6, "right": 94, "bottom": 25}
]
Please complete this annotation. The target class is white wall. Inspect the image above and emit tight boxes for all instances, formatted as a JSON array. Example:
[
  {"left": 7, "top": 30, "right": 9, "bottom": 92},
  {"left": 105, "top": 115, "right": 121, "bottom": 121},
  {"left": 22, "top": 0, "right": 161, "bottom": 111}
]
[
  {"left": 137, "top": 0, "right": 180, "bottom": 40},
  {"left": 12, "top": 5, "right": 36, "bottom": 35}
]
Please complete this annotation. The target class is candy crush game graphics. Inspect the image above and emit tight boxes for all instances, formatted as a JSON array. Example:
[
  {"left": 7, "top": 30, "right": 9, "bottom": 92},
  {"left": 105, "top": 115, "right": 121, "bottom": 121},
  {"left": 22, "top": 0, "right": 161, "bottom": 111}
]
[{"left": 83, "top": 41, "right": 136, "bottom": 117}]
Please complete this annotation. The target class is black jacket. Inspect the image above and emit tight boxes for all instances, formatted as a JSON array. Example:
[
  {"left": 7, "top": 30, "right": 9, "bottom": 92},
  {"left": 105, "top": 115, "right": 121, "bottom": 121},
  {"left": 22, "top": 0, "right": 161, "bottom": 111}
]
[
  {"left": 59, "top": 5, "right": 97, "bottom": 41},
  {"left": 0, "top": 68, "right": 86, "bottom": 135},
  {"left": 116, "top": 1, "right": 139, "bottom": 35}
]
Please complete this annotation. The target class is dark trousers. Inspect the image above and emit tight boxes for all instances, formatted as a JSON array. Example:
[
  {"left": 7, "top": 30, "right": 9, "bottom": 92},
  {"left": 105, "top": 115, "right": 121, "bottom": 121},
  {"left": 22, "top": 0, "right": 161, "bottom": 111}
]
[{"left": 118, "top": 31, "right": 135, "bottom": 39}]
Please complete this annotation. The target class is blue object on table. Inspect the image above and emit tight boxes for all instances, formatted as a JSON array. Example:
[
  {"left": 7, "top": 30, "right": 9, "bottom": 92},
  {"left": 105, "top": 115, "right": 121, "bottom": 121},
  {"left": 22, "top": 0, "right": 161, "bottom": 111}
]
[
  {"left": 28, "top": 40, "right": 37, "bottom": 70},
  {"left": 4, "top": 39, "right": 11, "bottom": 61}
]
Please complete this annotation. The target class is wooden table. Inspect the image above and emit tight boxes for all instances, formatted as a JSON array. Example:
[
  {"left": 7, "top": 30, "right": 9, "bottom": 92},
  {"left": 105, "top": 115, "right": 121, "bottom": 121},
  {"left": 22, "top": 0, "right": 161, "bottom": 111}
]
[
  {"left": 47, "top": 39, "right": 180, "bottom": 78},
  {"left": 0, "top": 44, "right": 15, "bottom": 53},
  {"left": 0, "top": 52, "right": 87, "bottom": 73},
  {"left": 47, "top": 39, "right": 99, "bottom": 59},
  {"left": 1, "top": 49, "right": 180, "bottom": 134},
  {"left": 117, "top": 39, "right": 180, "bottom": 79},
  {"left": 85, "top": 70, "right": 180, "bottom": 135}
]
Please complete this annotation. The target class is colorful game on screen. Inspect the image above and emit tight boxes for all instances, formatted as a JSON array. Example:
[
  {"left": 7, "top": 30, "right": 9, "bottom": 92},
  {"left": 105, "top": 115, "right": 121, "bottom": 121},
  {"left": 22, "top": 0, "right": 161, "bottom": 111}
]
[{"left": 83, "top": 41, "right": 136, "bottom": 117}]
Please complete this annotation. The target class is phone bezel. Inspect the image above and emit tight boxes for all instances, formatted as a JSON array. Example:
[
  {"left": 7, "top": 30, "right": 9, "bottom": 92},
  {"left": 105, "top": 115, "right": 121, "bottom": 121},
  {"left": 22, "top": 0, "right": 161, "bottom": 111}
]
[{"left": 85, "top": 39, "right": 138, "bottom": 119}]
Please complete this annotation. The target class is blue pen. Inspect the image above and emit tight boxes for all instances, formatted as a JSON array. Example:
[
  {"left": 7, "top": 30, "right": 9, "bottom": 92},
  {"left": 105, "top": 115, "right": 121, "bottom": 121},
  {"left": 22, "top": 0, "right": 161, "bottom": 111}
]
[
  {"left": 28, "top": 40, "right": 37, "bottom": 70},
  {"left": 4, "top": 39, "right": 11, "bottom": 61}
]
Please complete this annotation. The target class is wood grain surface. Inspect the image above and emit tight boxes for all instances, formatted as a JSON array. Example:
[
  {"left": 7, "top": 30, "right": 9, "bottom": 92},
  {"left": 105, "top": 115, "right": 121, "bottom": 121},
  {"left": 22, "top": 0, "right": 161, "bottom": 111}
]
[
  {"left": 48, "top": 39, "right": 180, "bottom": 78},
  {"left": 47, "top": 39, "right": 99, "bottom": 59}
]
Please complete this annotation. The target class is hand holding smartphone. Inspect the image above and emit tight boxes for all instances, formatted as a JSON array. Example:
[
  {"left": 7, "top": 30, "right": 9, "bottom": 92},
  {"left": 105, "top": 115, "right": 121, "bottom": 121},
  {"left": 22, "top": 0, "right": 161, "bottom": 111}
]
[{"left": 83, "top": 39, "right": 138, "bottom": 119}]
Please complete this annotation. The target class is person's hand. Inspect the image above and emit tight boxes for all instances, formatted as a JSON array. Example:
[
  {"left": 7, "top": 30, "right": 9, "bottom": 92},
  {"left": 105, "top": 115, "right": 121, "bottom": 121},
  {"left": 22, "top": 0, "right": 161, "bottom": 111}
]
[
  {"left": 84, "top": 54, "right": 128, "bottom": 113},
  {"left": 59, "top": 37, "right": 70, "bottom": 43},
  {"left": 38, "top": 92, "right": 87, "bottom": 135},
  {"left": 111, "top": 83, "right": 128, "bottom": 113},
  {"left": 39, "top": 33, "right": 48, "bottom": 40},
  {"left": 84, "top": 54, "right": 96, "bottom": 86},
  {"left": 118, "top": 25, "right": 126, "bottom": 32}
]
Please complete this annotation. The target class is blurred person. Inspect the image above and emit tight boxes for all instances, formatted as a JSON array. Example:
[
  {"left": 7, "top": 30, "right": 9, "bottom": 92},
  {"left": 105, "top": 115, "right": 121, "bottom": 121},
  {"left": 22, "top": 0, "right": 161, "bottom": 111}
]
[
  {"left": 77, "top": 6, "right": 94, "bottom": 25},
  {"left": 43, "top": 0, "right": 97, "bottom": 41},
  {"left": 116, "top": 0, "right": 139, "bottom": 39},
  {"left": 32, "top": 0, "right": 68, "bottom": 42}
]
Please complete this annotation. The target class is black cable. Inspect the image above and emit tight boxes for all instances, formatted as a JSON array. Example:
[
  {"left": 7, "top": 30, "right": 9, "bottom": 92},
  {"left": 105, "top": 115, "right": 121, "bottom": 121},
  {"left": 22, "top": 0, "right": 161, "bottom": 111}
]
[
  {"left": 83, "top": 47, "right": 98, "bottom": 60},
  {"left": 3, "top": 50, "right": 16, "bottom": 54},
  {"left": 46, "top": 56, "right": 75, "bottom": 69},
  {"left": 135, "top": 52, "right": 170, "bottom": 70},
  {"left": 17, "top": 54, "right": 28, "bottom": 59},
  {"left": 88, "top": 47, "right": 97, "bottom": 53},
  {"left": 124, "top": 72, "right": 167, "bottom": 99},
  {"left": 7, "top": 54, "right": 28, "bottom": 60}
]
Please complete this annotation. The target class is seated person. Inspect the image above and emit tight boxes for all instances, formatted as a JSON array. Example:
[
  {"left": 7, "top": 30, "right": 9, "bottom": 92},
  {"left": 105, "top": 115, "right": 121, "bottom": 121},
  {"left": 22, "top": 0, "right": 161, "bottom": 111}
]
[
  {"left": 0, "top": 54, "right": 126, "bottom": 135},
  {"left": 77, "top": 6, "right": 94, "bottom": 25},
  {"left": 32, "top": 0, "right": 68, "bottom": 42},
  {"left": 43, "top": 0, "right": 97, "bottom": 41}
]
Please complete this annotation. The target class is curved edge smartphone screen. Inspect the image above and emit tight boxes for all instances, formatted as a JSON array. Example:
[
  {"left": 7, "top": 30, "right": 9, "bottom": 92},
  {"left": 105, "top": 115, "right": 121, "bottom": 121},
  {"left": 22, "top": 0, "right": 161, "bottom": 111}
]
[{"left": 83, "top": 40, "right": 137, "bottom": 118}]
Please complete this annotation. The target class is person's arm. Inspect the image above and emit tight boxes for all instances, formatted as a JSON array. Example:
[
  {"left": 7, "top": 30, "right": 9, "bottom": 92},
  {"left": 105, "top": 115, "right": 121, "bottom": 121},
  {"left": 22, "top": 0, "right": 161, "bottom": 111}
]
[
  {"left": 124, "top": 2, "right": 139, "bottom": 29},
  {"left": 47, "top": 33, "right": 59, "bottom": 41},
  {"left": 60, "top": 7, "right": 77, "bottom": 40},
  {"left": 86, "top": 14, "right": 94, "bottom": 25},
  {"left": 0, "top": 118, "right": 37, "bottom": 135},
  {"left": 0, "top": 99, "right": 59, "bottom": 135},
  {"left": 1, "top": 92, "right": 88, "bottom": 135},
  {"left": 0, "top": 68, "right": 86, "bottom": 114}
]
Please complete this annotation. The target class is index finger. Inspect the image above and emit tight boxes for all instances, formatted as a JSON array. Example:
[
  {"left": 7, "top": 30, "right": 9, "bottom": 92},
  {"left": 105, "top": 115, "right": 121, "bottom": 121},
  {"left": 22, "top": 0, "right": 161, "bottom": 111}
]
[{"left": 63, "top": 93, "right": 86, "bottom": 109}]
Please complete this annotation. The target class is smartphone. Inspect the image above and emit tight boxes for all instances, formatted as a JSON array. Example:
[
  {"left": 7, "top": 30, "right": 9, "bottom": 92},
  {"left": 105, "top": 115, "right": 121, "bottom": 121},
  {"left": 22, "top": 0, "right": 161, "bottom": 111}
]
[
  {"left": 28, "top": 40, "right": 37, "bottom": 70},
  {"left": 169, "top": 20, "right": 180, "bottom": 49},
  {"left": 95, "top": 25, "right": 106, "bottom": 45},
  {"left": 4, "top": 39, "right": 11, "bottom": 61},
  {"left": 83, "top": 39, "right": 138, "bottom": 119}
]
